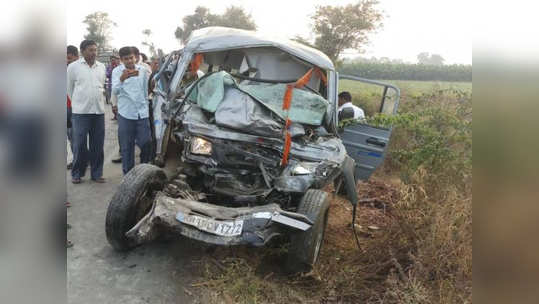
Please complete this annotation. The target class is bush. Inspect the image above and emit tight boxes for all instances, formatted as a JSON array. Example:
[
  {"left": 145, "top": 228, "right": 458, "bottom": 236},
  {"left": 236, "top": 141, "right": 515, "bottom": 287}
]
[
  {"left": 370, "top": 89, "right": 472, "bottom": 193},
  {"left": 371, "top": 89, "right": 473, "bottom": 302},
  {"left": 341, "top": 88, "right": 472, "bottom": 302}
]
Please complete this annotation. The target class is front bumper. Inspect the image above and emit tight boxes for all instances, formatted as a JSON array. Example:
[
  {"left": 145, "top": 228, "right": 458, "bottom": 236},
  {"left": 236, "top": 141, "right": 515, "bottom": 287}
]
[{"left": 126, "top": 192, "right": 313, "bottom": 246}]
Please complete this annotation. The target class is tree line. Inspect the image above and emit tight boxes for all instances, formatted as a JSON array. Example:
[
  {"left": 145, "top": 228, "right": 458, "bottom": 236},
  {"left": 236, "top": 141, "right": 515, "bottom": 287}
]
[
  {"left": 81, "top": 1, "right": 384, "bottom": 63},
  {"left": 338, "top": 61, "right": 472, "bottom": 82},
  {"left": 80, "top": 1, "right": 472, "bottom": 83}
]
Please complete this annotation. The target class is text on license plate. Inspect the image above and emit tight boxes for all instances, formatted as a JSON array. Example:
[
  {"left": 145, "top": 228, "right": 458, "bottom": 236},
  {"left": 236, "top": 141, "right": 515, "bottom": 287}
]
[{"left": 176, "top": 212, "right": 243, "bottom": 237}]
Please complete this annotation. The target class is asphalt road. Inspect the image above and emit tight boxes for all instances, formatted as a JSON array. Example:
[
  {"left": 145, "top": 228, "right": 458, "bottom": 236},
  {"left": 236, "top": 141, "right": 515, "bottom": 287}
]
[{"left": 67, "top": 107, "right": 206, "bottom": 304}]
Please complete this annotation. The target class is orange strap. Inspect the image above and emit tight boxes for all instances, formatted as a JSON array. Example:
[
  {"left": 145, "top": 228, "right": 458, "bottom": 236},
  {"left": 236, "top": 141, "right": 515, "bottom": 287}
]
[
  {"left": 189, "top": 53, "right": 204, "bottom": 74},
  {"left": 280, "top": 67, "right": 325, "bottom": 166},
  {"left": 314, "top": 68, "right": 327, "bottom": 86},
  {"left": 294, "top": 68, "right": 314, "bottom": 88},
  {"left": 281, "top": 132, "right": 292, "bottom": 166},
  {"left": 282, "top": 84, "right": 293, "bottom": 110}
]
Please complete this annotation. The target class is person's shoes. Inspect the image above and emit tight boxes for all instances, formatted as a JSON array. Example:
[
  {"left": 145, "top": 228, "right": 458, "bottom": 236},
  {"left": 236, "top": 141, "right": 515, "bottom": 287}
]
[
  {"left": 67, "top": 162, "right": 73, "bottom": 170},
  {"left": 65, "top": 201, "right": 71, "bottom": 208},
  {"left": 91, "top": 177, "right": 106, "bottom": 183},
  {"left": 71, "top": 178, "right": 82, "bottom": 184},
  {"left": 112, "top": 156, "right": 122, "bottom": 163}
]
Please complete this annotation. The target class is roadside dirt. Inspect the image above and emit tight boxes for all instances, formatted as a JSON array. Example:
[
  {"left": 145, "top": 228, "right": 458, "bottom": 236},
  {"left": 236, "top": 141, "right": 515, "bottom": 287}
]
[{"left": 192, "top": 179, "right": 401, "bottom": 303}]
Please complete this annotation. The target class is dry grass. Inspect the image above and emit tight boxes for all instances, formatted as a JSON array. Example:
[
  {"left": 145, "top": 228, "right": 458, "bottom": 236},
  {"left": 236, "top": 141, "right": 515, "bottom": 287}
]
[
  {"left": 193, "top": 176, "right": 471, "bottom": 303},
  {"left": 192, "top": 86, "right": 472, "bottom": 303}
]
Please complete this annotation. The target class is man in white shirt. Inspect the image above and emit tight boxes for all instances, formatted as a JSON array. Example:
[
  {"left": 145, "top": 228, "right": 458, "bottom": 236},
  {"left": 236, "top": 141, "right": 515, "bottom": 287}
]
[
  {"left": 67, "top": 40, "right": 107, "bottom": 184},
  {"left": 338, "top": 91, "right": 365, "bottom": 121}
]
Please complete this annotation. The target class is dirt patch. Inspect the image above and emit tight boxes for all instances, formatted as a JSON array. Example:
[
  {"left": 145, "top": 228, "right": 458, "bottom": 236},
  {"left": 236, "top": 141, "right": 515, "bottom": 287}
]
[{"left": 194, "top": 179, "right": 401, "bottom": 303}]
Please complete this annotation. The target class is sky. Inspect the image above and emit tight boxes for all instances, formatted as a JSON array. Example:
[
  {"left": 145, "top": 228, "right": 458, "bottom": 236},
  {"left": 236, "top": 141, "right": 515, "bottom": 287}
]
[{"left": 67, "top": 0, "right": 472, "bottom": 64}]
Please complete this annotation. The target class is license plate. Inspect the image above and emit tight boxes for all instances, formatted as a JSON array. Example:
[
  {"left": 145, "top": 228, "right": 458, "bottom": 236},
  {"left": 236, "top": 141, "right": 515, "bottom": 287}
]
[{"left": 176, "top": 212, "right": 243, "bottom": 237}]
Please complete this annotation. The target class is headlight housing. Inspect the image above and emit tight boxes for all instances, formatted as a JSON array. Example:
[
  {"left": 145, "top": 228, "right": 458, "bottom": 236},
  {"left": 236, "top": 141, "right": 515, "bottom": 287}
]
[
  {"left": 292, "top": 162, "right": 319, "bottom": 175},
  {"left": 190, "top": 137, "right": 212, "bottom": 155}
]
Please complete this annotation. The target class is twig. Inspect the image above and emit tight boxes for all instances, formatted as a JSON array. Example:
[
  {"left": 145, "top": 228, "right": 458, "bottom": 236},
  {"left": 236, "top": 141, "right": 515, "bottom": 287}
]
[
  {"left": 183, "top": 287, "right": 193, "bottom": 296},
  {"left": 390, "top": 257, "right": 408, "bottom": 283},
  {"left": 388, "top": 248, "right": 408, "bottom": 282},
  {"left": 359, "top": 198, "right": 378, "bottom": 203},
  {"left": 209, "top": 257, "right": 227, "bottom": 272}
]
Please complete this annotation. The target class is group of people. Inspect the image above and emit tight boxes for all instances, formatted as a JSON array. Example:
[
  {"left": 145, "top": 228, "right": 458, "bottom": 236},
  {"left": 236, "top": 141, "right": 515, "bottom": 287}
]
[{"left": 66, "top": 40, "right": 158, "bottom": 184}]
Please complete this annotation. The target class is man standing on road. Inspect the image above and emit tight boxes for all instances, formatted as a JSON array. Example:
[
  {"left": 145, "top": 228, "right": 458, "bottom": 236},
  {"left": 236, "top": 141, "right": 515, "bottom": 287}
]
[
  {"left": 112, "top": 46, "right": 153, "bottom": 175},
  {"left": 67, "top": 40, "right": 107, "bottom": 184},
  {"left": 66, "top": 45, "right": 79, "bottom": 170},
  {"left": 106, "top": 55, "right": 120, "bottom": 112}
]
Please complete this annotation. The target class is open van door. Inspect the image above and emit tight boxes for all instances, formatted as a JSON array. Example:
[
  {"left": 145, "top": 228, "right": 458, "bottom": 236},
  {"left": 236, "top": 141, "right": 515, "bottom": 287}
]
[{"left": 337, "top": 74, "right": 400, "bottom": 181}]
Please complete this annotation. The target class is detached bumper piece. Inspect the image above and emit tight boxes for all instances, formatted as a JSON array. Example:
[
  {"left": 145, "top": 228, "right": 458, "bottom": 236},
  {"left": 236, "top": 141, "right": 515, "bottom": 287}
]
[{"left": 126, "top": 192, "right": 313, "bottom": 246}]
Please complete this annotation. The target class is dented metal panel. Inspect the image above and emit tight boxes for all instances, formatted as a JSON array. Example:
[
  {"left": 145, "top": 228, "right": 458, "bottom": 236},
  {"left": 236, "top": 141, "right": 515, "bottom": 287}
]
[
  {"left": 126, "top": 192, "right": 314, "bottom": 246},
  {"left": 184, "top": 27, "right": 334, "bottom": 71}
]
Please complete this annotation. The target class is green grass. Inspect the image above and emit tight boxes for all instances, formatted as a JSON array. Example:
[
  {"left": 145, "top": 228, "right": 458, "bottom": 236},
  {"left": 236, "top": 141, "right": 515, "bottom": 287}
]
[
  {"left": 339, "top": 79, "right": 472, "bottom": 96},
  {"left": 338, "top": 79, "right": 472, "bottom": 116}
]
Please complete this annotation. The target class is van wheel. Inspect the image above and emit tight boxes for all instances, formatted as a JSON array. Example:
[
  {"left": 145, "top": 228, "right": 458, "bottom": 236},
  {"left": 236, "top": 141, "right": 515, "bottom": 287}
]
[
  {"left": 106, "top": 164, "right": 167, "bottom": 251},
  {"left": 287, "top": 189, "right": 330, "bottom": 274}
]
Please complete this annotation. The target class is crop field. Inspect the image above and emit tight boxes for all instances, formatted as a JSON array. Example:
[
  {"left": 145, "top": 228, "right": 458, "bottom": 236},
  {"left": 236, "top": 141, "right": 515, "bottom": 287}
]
[
  {"left": 339, "top": 79, "right": 472, "bottom": 96},
  {"left": 339, "top": 79, "right": 472, "bottom": 117}
]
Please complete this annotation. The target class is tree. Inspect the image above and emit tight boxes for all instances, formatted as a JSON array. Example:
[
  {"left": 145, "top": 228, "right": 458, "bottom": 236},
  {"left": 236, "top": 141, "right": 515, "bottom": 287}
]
[
  {"left": 175, "top": 6, "right": 256, "bottom": 44},
  {"left": 213, "top": 6, "right": 256, "bottom": 31},
  {"left": 429, "top": 54, "right": 445, "bottom": 66},
  {"left": 417, "top": 52, "right": 445, "bottom": 65},
  {"left": 82, "top": 11, "right": 117, "bottom": 50},
  {"left": 304, "top": 1, "right": 383, "bottom": 63},
  {"left": 417, "top": 52, "right": 430, "bottom": 64},
  {"left": 142, "top": 29, "right": 158, "bottom": 59},
  {"left": 175, "top": 6, "right": 216, "bottom": 44}
]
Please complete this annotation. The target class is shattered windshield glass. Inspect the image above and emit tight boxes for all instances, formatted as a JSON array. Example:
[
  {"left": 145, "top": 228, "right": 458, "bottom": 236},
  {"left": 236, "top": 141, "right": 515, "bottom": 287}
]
[{"left": 186, "top": 71, "right": 329, "bottom": 126}]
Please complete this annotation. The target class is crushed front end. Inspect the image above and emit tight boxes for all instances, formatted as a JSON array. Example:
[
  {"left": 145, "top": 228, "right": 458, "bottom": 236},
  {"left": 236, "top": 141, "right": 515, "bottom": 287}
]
[{"left": 127, "top": 47, "right": 358, "bottom": 246}]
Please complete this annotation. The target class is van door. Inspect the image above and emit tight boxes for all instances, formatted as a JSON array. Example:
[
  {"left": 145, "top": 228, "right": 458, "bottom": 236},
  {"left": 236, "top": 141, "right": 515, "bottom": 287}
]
[{"left": 337, "top": 74, "right": 400, "bottom": 180}]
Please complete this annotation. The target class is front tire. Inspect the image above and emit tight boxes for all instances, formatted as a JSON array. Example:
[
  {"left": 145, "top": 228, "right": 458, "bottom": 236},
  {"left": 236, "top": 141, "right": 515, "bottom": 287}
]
[
  {"left": 106, "top": 164, "right": 167, "bottom": 251},
  {"left": 287, "top": 189, "right": 330, "bottom": 274}
]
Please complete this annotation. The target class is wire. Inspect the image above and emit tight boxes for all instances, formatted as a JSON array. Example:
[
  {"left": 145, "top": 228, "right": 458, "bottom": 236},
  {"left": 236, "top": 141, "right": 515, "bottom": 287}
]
[{"left": 352, "top": 203, "right": 361, "bottom": 251}]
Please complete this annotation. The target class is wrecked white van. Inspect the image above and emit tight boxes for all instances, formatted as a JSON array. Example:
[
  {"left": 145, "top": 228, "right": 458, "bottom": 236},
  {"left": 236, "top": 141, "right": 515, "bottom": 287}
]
[{"left": 106, "top": 27, "right": 399, "bottom": 273}]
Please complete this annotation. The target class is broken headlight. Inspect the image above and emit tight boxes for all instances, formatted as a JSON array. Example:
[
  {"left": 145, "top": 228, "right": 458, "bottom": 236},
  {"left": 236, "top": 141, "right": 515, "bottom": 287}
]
[
  {"left": 292, "top": 162, "right": 319, "bottom": 175},
  {"left": 191, "top": 137, "right": 212, "bottom": 155}
]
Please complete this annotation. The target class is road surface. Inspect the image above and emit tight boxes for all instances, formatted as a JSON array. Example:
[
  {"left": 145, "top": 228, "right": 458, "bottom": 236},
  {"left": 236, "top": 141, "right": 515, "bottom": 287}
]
[{"left": 67, "top": 107, "right": 206, "bottom": 304}]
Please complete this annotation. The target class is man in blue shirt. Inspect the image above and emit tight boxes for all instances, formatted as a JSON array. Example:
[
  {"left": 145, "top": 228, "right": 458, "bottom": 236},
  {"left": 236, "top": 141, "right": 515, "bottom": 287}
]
[{"left": 112, "top": 46, "right": 153, "bottom": 174}]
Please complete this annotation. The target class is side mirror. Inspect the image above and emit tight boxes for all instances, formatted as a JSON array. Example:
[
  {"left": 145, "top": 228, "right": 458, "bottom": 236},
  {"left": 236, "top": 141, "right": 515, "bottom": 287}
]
[{"left": 339, "top": 107, "right": 354, "bottom": 121}]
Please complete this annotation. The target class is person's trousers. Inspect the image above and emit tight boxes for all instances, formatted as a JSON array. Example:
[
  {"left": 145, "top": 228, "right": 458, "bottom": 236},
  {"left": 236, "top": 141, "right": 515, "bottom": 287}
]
[
  {"left": 67, "top": 107, "right": 73, "bottom": 154},
  {"left": 71, "top": 114, "right": 104, "bottom": 179},
  {"left": 118, "top": 114, "right": 152, "bottom": 175}
]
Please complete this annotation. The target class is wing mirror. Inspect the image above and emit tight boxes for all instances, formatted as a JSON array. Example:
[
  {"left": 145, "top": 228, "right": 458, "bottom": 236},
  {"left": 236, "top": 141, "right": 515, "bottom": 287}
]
[{"left": 339, "top": 107, "right": 354, "bottom": 121}]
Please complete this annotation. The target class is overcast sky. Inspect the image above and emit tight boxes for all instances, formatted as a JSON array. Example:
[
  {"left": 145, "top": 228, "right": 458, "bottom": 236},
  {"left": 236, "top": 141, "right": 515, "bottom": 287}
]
[{"left": 67, "top": 0, "right": 472, "bottom": 64}]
